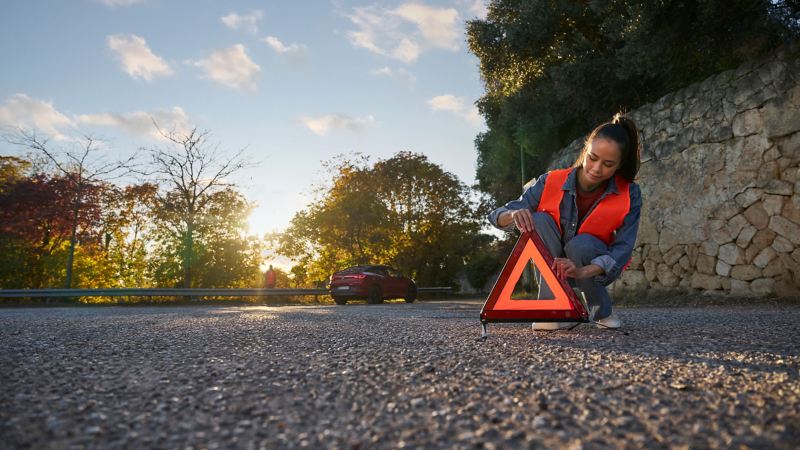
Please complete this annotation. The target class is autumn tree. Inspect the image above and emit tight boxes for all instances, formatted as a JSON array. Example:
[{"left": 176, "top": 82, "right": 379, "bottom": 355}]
[
  {"left": 279, "top": 152, "right": 482, "bottom": 287},
  {"left": 144, "top": 127, "right": 257, "bottom": 288},
  {"left": 98, "top": 182, "right": 158, "bottom": 287},
  {"left": 4, "top": 132, "right": 135, "bottom": 287},
  {"left": 0, "top": 166, "right": 105, "bottom": 288}
]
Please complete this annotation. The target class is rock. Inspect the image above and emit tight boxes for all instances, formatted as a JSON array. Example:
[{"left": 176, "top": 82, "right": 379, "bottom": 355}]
[
  {"left": 756, "top": 161, "right": 781, "bottom": 187},
  {"left": 697, "top": 254, "right": 716, "bottom": 275},
  {"left": 745, "top": 244, "right": 760, "bottom": 263},
  {"left": 743, "top": 202, "right": 769, "bottom": 230},
  {"left": 649, "top": 249, "right": 664, "bottom": 264},
  {"left": 711, "top": 202, "right": 741, "bottom": 221},
  {"left": 734, "top": 188, "right": 761, "bottom": 208},
  {"left": 762, "top": 84, "right": 800, "bottom": 138},
  {"left": 776, "top": 130, "right": 800, "bottom": 161},
  {"left": 643, "top": 260, "right": 658, "bottom": 281},
  {"left": 656, "top": 263, "right": 680, "bottom": 287},
  {"left": 750, "top": 278, "right": 776, "bottom": 295},
  {"left": 690, "top": 273, "right": 722, "bottom": 290},
  {"left": 762, "top": 257, "right": 785, "bottom": 278},
  {"left": 686, "top": 244, "right": 699, "bottom": 266},
  {"left": 679, "top": 255, "right": 691, "bottom": 271},
  {"left": 761, "top": 194, "right": 784, "bottom": 216},
  {"left": 711, "top": 227, "right": 734, "bottom": 245},
  {"left": 763, "top": 179, "right": 793, "bottom": 196},
  {"left": 718, "top": 243, "right": 745, "bottom": 265},
  {"left": 783, "top": 195, "right": 800, "bottom": 224},
  {"left": 751, "top": 228, "right": 776, "bottom": 251},
  {"left": 772, "top": 235, "right": 794, "bottom": 253},
  {"left": 731, "top": 108, "right": 763, "bottom": 137},
  {"left": 753, "top": 247, "right": 777, "bottom": 269},
  {"left": 637, "top": 216, "right": 659, "bottom": 245},
  {"left": 794, "top": 248, "right": 800, "bottom": 264},
  {"left": 658, "top": 228, "right": 686, "bottom": 253},
  {"left": 619, "top": 270, "right": 648, "bottom": 290},
  {"left": 769, "top": 216, "right": 800, "bottom": 245},
  {"left": 726, "top": 214, "right": 749, "bottom": 239},
  {"left": 729, "top": 135, "right": 771, "bottom": 174},
  {"left": 663, "top": 246, "right": 684, "bottom": 266},
  {"left": 729, "top": 279, "right": 752, "bottom": 295},
  {"left": 730, "top": 265, "right": 762, "bottom": 281},
  {"left": 716, "top": 260, "right": 732, "bottom": 277},
  {"left": 736, "top": 225, "right": 757, "bottom": 248},
  {"left": 700, "top": 240, "right": 719, "bottom": 257},
  {"left": 763, "top": 146, "right": 781, "bottom": 162}
]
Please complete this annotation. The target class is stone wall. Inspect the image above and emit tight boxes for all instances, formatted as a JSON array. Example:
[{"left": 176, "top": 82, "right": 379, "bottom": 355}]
[{"left": 547, "top": 46, "right": 800, "bottom": 296}]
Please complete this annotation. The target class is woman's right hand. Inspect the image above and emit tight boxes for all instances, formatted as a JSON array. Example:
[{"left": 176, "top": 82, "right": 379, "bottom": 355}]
[{"left": 509, "top": 209, "right": 534, "bottom": 233}]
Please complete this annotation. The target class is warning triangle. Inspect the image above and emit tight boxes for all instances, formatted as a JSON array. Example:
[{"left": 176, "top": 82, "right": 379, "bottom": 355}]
[{"left": 481, "top": 231, "right": 589, "bottom": 323}]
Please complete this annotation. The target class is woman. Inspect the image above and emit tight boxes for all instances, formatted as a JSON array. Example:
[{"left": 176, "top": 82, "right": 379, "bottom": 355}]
[{"left": 488, "top": 113, "right": 642, "bottom": 330}]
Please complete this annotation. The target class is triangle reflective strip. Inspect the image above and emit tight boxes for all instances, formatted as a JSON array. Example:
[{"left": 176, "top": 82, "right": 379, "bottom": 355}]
[{"left": 480, "top": 231, "right": 589, "bottom": 322}]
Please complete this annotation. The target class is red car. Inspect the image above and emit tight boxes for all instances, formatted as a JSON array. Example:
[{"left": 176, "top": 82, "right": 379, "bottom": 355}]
[{"left": 329, "top": 265, "right": 417, "bottom": 305}]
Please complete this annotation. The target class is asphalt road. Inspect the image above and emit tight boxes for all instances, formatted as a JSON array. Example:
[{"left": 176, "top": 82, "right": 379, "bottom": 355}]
[{"left": 1, "top": 300, "right": 798, "bottom": 449}]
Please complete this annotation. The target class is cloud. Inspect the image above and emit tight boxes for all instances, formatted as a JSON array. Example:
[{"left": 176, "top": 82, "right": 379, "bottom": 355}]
[
  {"left": 0, "top": 94, "right": 76, "bottom": 140},
  {"left": 427, "top": 94, "right": 482, "bottom": 126},
  {"left": 107, "top": 34, "right": 173, "bottom": 81},
  {"left": 370, "top": 66, "right": 416, "bottom": 84},
  {"left": 264, "top": 36, "right": 308, "bottom": 55},
  {"left": 458, "top": 0, "right": 488, "bottom": 20},
  {"left": 392, "top": 2, "right": 460, "bottom": 50},
  {"left": 191, "top": 44, "right": 261, "bottom": 91},
  {"left": 220, "top": 10, "right": 264, "bottom": 34},
  {"left": 77, "top": 106, "right": 192, "bottom": 140},
  {"left": 345, "top": 2, "right": 461, "bottom": 63},
  {"left": 0, "top": 93, "right": 193, "bottom": 142},
  {"left": 96, "top": 0, "right": 146, "bottom": 7},
  {"left": 299, "top": 114, "right": 375, "bottom": 136}
]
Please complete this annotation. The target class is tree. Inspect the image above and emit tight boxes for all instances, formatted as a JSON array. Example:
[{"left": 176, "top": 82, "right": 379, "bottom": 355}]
[
  {"left": 97, "top": 183, "right": 158, "bottom": 287},
  {"left": 0, "top": 169, "right": 105, "bottom": 288},
  {"left": 279, "top": 152, "right": 482, "bottom": 287},
  {"left": 5, "top": 131, "right": 135, "bottom": 287},
  {"left": 468, "top": 0, "right": 800, "bottom": 204},
  {"left": 144, "top": 127, "right": 253, "bottom": 288}
]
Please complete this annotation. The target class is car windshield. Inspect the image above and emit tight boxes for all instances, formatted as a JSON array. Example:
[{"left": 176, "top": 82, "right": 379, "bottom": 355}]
[{"left": 336, "top": 265, "right": 370, "bottom": 275}]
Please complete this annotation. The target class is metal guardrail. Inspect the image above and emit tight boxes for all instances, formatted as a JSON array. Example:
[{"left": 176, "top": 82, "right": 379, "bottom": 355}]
[{"left": 0, "top": 287, "right": 453, "bottom": 298}]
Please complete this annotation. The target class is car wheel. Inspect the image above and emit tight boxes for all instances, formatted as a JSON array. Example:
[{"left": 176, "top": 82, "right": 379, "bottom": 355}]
[
  {"left": 404, "top": 285, "right": 417, "bottom": 303},
  {"left": 333, "top": 296, "right": 347, "bottom": 305},
  {"left": 367, "top": 285, "right": 383, "bottom": 304}
]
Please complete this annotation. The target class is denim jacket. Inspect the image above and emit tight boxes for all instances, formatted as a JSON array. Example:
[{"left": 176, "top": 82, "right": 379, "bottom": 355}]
[{"left": 487, "top": 167, "right": 642, "bottom": 284}]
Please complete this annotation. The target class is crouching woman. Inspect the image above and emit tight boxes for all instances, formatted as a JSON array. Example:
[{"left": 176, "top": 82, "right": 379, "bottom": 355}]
[{"left": 488, "top": 113, "right": 643, "bottom": 330}]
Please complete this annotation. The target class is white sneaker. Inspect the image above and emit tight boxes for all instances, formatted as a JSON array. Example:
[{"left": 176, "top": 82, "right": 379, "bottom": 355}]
[
  {"left": 532, "top": 322, "right": 573, "bottom": 330},
  {"left": 596, "top": 314, "right": 621, "bottom": 329}
]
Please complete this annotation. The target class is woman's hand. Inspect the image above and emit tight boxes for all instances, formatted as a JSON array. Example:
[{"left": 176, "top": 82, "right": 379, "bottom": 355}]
[
  {"left": 552, "top": 258, "right": 577, "bottom": 279},
  {"left": 551, "top": 259, "right": 604, "bottom": 280},
  {"left": 509, "top": 209, "right": 534, "bottom": 233}
]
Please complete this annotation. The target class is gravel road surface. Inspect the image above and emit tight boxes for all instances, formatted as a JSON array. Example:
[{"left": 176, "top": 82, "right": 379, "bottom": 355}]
[{"left": 1, "top": 301, "right": 798, "bottom": 449}]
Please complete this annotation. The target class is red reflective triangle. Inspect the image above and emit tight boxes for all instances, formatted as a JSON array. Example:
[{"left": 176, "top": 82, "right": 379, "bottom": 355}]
[{"left": 480, "top": 231, "right": 589, "bottom": 322}]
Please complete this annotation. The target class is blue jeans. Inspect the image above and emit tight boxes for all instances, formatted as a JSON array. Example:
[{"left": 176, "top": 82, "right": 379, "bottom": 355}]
[{"left": 532, "top": 212, "right": 614, "bottom": 320}]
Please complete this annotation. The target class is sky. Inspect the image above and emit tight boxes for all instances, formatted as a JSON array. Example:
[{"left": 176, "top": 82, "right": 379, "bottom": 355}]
[{"left": 0, "top": 0, "right": 488, "bottom": 239}]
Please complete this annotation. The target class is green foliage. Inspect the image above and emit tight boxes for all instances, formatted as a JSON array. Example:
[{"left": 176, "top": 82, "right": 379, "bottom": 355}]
[
  {"left": 468, "top": 0, "right": 800, "bottom": 203},
  {"left": 279, "top": 152, "right": 482, "bottom": 287},
  {"left": 148, "top": 188, "right": 263, "bottom": 288}
]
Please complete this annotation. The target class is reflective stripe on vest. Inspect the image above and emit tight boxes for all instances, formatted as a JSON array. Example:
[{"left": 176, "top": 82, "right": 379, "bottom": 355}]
[{"left": 536, "top": 168, "right": 631, "bottom": 246}]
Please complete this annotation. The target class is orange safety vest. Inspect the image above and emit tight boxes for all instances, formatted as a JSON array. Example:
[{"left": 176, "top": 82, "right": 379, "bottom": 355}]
[{"left": 537, "top": 168, "right": 631, "bottom": 246}]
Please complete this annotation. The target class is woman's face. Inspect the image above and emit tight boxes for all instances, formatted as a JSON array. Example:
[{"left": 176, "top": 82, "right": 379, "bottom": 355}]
[{"left": 580, "top": 137, "right": 622, "bottom": 187}]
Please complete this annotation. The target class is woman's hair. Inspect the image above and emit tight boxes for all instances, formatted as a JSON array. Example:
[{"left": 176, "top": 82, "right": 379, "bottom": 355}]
[{"left": 572, "top": 112, "right": 641, "bottom": 181}]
